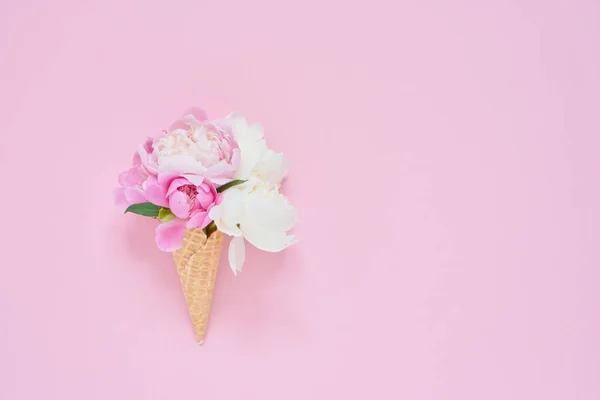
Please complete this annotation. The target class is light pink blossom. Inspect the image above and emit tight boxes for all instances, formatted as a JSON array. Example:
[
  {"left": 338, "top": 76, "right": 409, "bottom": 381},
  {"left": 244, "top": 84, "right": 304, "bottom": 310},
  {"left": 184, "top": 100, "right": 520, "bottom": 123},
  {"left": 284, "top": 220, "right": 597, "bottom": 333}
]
[{"left": 139, "top": 107, "right": 240, "bottom": 185}]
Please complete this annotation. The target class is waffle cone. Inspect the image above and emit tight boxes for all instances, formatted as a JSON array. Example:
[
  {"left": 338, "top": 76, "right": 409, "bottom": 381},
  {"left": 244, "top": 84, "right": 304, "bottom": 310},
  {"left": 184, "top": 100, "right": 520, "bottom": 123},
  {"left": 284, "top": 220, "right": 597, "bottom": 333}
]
[{"left": 173, "top": 228, "right": 224, "bottom": 344}]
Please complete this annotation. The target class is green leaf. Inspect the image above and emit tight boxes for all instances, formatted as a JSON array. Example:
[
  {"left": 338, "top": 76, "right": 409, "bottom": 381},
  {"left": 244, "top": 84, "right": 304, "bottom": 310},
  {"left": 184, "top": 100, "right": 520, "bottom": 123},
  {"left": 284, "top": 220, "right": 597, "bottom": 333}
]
[
  {"left": 217, "top": 179, "right": 247, "bottom": 193},
  {"left": 124, "top": 202, "right": 162, "bottom": 217},
  {"left": 158, "top": 208, "right": 175, "bottom": 223}
]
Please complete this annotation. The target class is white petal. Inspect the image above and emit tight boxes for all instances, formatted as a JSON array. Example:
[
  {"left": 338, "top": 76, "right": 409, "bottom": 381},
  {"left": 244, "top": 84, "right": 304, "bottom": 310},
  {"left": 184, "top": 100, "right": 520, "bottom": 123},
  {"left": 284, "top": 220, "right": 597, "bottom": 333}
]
[
  {"left": 228, "top": 236, "right": 246, "bottom": 275},
  {"left": 237, "top": 186, "right": 297, "bottom": 252},
  {"left": 254, "top": 149, "right": 289, "bottom": 186},
  {"left": 230, "top": 114, "right": 264, "bottom": 142},
  {"left": 221, "top": 189, "right": 245, "bottom": 229},
  {"left": 242, "top": 225, "right": 297, "bottom": 252},
  {"left": 244, "top": 188, "right": 297, "bottom": 232},
  {"left": 230, "top": 115, "right": 268, "bottom": 180},
  {"left": 209, "top": 189, "right": 244, "bottom": 237},
  {"left": 235, "top": 138, "right": 267, "bottom": 180},
  {"left": 207, "top": 203, "right": 223, "bottom": 225}
]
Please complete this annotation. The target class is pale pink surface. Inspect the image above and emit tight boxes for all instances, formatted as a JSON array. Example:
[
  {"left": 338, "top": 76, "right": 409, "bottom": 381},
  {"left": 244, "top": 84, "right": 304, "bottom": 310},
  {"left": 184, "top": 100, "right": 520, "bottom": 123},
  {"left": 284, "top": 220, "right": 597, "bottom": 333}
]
[{"left": 0, "top": 1, "right": 599, "bottom": 399}]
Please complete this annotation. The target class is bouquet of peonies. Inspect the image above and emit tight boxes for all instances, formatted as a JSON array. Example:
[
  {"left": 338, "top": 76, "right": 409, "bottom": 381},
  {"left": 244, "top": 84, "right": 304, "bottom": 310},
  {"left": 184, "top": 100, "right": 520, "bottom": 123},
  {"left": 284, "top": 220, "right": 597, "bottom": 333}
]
[{"left": 114, "top": 107, "right": 297, "bottom": 343}]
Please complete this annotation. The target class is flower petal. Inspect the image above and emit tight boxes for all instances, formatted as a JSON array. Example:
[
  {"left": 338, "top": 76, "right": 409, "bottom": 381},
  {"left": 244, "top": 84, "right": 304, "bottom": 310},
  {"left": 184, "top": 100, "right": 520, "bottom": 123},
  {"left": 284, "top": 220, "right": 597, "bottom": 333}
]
[
  {"left": 132, "top": 151, "right": 142, "bottom": 166},
  {"left": 168, "top": 119, "right": 189, "bottom": 131},
  {"left": 195, "top": 184, "right": 216, "bottom": 209},
  {"left": 113, "top": 188, "right": 128, "bottom": 211},
  {"left": 183, "top": 174, "right": 204, "bottom": 186},
  {"left": 158, "top": 154, "right": 206, "bottom": 176},
  {"left": 144, "top": 176, "right": 169, "bottom": 207},
  {"left": 242, "top": 225, "right": 296, "bottom": 252},
  {"left": 235, "top": 138, "right": 267, "bottom": 180},
  {"left": 182, "top": 107, "right": 208, "bottom": 122},
  {"left": 118, "top": 170, "right": 128, "bottom": 187},
  {"left": 187, "top": 210, "right": 209, "bottom": 229},
  {"left": 168, "top": 108, "right": 206, "bottom": 131},
  {"left": 231, "top": 114, "right": 264, "bottom": 142},
  {"left": 204, "top": 162, "right": 239, "bottom": 185},
  {"left": 220, "top": 189, "right": 245, "bottom": 232},
  {"left": 236, "top": 186, "right": 297, "bottom": 252},
  {"left": 137, "top": 143, "right": 159, "bottom": 175},
  {"left": 228, "top": 236, "right": 246, "bottom": 275},
  {"left": 230, "top": 115, "right": 268, "bottom": 180},
  {"left": 208, "top": 189, "right": 244, "bottom": 237},
  {"left": 124, "top": 187, "right": 146, "bottom": 204},
  {"left": 167, "top": 177, "right": 190, "bottom": 196},
  {"left": 155, "top": 219, "right": 186, "bottom": 252},
  {"left": 254, "top": 149, "right": 289, "bottom": 186},
  {"left": 169, "top": 190, "right": 191, "bottom": 219},
  {"left": 244, "top": 188, "right": 297, "bottom": 232}
]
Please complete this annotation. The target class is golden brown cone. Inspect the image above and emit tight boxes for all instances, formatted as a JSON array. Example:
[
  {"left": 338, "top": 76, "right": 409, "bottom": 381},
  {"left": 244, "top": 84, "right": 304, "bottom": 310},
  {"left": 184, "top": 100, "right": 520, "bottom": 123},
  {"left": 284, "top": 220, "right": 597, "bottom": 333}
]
[{"left": 172, "top": 228, "right": 224, "bottom": 344}]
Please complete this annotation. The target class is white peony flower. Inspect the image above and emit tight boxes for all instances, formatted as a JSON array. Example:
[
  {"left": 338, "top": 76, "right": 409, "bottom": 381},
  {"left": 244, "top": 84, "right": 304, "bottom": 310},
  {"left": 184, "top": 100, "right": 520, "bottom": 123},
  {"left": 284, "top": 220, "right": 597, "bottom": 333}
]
[
  {"left": 209, "top": 180, "right": 297, "bottom": 275},
  {"left": 229, "top": 113, "right": 289, "bottom": 187}
]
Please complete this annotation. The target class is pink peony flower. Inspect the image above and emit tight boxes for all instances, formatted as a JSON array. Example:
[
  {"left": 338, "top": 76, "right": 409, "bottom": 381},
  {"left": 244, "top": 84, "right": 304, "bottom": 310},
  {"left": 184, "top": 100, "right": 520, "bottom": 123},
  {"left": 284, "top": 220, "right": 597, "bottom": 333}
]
[
  {"left": 146, "top": 175, "right": 223, "bottom": 251},
  {"left": 138, "top": 107, "right": 240, "bottom": 185}
]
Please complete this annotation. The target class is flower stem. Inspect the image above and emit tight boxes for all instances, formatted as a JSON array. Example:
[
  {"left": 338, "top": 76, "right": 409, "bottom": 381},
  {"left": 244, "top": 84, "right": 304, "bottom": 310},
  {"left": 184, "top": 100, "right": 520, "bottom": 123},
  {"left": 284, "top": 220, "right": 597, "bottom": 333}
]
[
  {"left": 216, "top": 179, "right": 247, "bottom": 193},
  {"left": 203, "top": 221, "right": 217, "bottom": 238}
]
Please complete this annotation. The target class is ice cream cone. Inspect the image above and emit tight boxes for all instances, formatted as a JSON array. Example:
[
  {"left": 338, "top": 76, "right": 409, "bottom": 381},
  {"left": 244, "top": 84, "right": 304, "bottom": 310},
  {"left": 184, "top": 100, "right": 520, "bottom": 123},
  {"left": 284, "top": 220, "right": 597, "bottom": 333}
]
[{"left": 173, "top": 228, "right": 224, "bottom": 344}]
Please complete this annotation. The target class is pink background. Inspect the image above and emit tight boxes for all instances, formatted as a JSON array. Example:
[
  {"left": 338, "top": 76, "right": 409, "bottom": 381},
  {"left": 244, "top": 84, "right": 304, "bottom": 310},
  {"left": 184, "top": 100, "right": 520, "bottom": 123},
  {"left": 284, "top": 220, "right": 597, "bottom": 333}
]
[{"left": 1, "top": 1, "right": 599, "bottom": 399}]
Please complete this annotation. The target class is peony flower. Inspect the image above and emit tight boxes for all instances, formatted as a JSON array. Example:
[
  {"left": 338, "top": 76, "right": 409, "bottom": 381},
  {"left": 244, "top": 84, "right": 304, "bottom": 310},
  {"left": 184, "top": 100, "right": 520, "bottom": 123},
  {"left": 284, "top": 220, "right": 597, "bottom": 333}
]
[
  {"left": 139, "top": 108, "right": 241, "bottom": 185},
  {"left": 145, "top": 175, "right": 223, "bottom": 251},
  {"left": 229, "top": 113, "right": 289, "bottom": 187},
  {"left": 208, "top": 180, "right": 297, "bottom": 274}
]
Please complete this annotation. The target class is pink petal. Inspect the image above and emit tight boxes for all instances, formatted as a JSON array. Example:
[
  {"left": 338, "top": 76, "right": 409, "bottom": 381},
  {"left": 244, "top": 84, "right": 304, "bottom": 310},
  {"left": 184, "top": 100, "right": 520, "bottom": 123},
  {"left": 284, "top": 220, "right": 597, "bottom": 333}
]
[
  {"left": 132, "top": 152, "right": 142, "bottom": 166},
  {"left": 195, "top": 184, "right": 216, "bottom": 209},
  {"left": 137, "top": 146, "right": 158, "bottom": 175},
  {"left": 122, "top": 166, "right": 146, "bottom": 187},
  {"left": 142, "top": 136, "right": 154, "bottom": 153},
  {"left": 186, "top": 210, "right": 209, "bottom": 229},
  {"left": 118, "top": 171, "right": 128, "bottom": 187},
  {"left": 204, "top": 162, "right": 237, "bottom": 185},
  {"left": 230, "top": 148, "right": 241, "bottom": 167},
  {"left": 113, "top": 188, "right": 128, "bottom": 210},
  {"left": 144, "top": 176, "right": 169, "bottom": 207},
  {"left": 167, "top": 177, "right": 190, "bottom": 196},
  {"left": 168, "top": 109, "right": 206, "bottom": 131},
  {"left": 169, "top": 190, "right": 191, "bottom": 219},
  {"left": 182, "top": 107, "right": 208, "bottom": 122},
  {"left": 158, "top": 155, "right": 206, "bottom": 177},
  {"left": 183, "top": 174, "right": 204, "bottom": 186},
  {"left": 155, "top": 219, "right": 186, "bottom": 252},
  {"left": 157, "top": 172, "right": 178, "bottom": 186},
  {"left": 124, "top": 187, "right": 146, "bottom": 204},
  {"left": 168, "top": 119, "right": 190, "bottom": 132}
]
